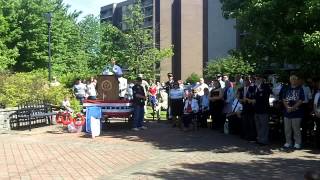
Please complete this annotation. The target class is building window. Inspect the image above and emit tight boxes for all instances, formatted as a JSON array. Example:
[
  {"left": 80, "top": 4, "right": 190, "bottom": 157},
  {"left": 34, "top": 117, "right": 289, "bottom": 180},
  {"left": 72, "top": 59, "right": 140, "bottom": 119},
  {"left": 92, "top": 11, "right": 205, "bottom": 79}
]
[
  {"left": 101, "top": 9, "right": 113, "bottom": 19},
  {"left": 142, "top": 0, "right": 153, "bottom": 7},
  {"left": 144, "top": 16, "right": 153, "bottom": 28},
  {"left": 144, "top": 6, "right": 153, "bottom": 17}
]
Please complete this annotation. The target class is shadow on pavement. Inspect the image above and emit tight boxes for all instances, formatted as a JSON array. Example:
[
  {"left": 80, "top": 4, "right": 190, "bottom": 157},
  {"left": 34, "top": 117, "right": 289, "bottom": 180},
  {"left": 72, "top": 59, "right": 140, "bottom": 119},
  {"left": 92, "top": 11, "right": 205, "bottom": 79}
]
[
  {"left": 133, "top": 158, "right": 320, "bottom": 180},
  {"left": 97, "top": 121, "right": 281, "bottom": 155}
]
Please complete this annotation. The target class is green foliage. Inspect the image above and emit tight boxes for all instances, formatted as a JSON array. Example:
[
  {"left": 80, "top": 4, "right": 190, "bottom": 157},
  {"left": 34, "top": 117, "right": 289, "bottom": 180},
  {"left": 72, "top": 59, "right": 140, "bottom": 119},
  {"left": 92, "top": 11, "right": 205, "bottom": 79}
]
[
  {"left": 79, "top": 15, "right": 102, "bottom": 73},
  {"left": 220, "top": 0, "right": 320, "bottom": 73},
  {"left": 59, "top": 71, "right": 95, "bottom": 88},
  {"left": 100, "top": 0, "right": 173, "bottom": 80},
  {"left": 185, "top": 73, "right": 201, "bottom": 84},
  {"left": 204, "top": 56, "right": 254, "bottom": 80},
  {"left": 0, "top": 70, "right": 79, "bottom": 110},
  {"left": 70, "top": 98, "right": 81, "bottom": 114},
  {"left": 0, "top": 1, "right": 19, "bottom": 71},
  {"left": 100, "top": 22, "right": 128, "bottom": 72},
  {"left": 0, "top": 0, "right": 96, "bottom": 77}
]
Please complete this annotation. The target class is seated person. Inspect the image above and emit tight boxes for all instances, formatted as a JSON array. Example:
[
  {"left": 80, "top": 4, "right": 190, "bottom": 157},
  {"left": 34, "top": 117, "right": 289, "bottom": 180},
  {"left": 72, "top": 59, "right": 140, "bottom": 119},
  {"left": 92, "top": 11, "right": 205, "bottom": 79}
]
[
  {"left": 226, "top": 89, "right": 243, "bottom": 134},
  {"left": 62, "top": 96, "right": 73, "bottom": 113},
  {"left": 182, "top": 92, "right": 199, "bottom": 131}
]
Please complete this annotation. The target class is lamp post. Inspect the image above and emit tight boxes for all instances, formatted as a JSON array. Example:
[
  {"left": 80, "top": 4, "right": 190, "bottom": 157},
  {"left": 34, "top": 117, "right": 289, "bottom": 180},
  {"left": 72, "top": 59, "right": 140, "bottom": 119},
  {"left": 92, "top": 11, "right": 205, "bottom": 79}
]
[{"left": 44, "top": 12, "right": 52, "bottom": 82}]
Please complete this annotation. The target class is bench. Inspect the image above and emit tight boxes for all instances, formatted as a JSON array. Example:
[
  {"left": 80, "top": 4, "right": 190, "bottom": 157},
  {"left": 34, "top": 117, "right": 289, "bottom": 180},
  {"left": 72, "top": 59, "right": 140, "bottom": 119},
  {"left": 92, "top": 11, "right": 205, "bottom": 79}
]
[{"left": 10, "top": 101, "right": 56, "bottom": 131}]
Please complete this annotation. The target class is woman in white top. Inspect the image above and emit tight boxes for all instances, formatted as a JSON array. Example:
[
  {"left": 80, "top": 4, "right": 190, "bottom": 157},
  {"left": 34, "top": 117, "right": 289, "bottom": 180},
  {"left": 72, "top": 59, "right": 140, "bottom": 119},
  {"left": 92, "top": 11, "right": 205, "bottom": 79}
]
[{"left": 86, "top": 81, "right": 97, "bottom": 100}]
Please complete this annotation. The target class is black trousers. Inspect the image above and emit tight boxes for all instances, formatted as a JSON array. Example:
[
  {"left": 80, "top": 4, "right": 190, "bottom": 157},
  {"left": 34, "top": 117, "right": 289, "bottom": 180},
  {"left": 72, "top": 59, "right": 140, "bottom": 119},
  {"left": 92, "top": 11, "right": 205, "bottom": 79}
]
[
  {"left": 241, "top": 112, "right": 256, "bottom": 141},
  {"left": 228, "top": 114, "right": 241, "bottom": 135},
  {"left": 211, "top": 100, "right": 224, "bottom": 130},
  {"left": 182, "top": 113, "right": 196, "bottom": 128},
  {"left": 301, "top": 103, "right": 313, "bottom": 144},
  {"left": 199, "top": 110, "right": 209, "bottom": 128}
]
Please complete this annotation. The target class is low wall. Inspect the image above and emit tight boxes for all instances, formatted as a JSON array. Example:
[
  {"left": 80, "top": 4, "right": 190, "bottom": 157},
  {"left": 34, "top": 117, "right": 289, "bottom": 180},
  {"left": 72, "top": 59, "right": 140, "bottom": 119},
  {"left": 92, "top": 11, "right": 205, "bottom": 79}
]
[{"left": 0, "top": 108, "right": 17, "bottom": 131}]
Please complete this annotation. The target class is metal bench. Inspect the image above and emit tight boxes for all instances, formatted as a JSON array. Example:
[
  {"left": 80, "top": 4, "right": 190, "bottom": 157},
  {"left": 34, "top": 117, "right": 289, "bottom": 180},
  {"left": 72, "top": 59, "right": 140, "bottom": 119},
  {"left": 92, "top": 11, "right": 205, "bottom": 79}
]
[{"left": 10, "top": 101, "right": 56, "bottom": 131}]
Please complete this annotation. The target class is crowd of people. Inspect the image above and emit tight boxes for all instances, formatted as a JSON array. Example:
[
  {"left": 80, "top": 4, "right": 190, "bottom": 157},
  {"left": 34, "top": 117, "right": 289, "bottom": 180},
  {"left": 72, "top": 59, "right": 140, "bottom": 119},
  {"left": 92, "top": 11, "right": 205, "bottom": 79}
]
[
  {"left": 132, "top": 72, "right": 320, "bottom": 150},
  {"left": 67, "top": 58, "right": 320, "bottom": 150}
]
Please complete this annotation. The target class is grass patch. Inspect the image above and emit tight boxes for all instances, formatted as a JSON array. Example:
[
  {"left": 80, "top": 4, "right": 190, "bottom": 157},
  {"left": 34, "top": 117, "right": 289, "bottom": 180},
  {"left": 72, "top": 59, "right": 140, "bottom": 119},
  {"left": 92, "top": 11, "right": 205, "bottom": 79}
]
[{"left": 145, "top": 106, "right": 167, "bottom": 121}]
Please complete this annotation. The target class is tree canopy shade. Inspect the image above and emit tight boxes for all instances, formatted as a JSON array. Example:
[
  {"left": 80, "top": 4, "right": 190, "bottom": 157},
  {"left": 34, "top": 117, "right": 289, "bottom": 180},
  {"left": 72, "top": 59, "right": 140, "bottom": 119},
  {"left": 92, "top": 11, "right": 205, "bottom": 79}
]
[{"left": 220, "top": 0, "right": 320, "bottom": 75}]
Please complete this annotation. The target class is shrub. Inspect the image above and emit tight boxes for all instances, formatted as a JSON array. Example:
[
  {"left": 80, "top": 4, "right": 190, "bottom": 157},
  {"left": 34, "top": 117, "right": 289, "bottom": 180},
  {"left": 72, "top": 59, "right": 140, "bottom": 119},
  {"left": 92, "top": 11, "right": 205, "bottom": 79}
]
[
  {"left": 185, "top": 73, "right": 201, "bottom": 84},
  {"left": 204, "top": 56, "right": 255, "bottom": 80},
  {"left": 0, "top": 70, "right": 80, "bottom": 112},
  {"left": 59, "top": 71, "right": 96, "bottom": 88}
]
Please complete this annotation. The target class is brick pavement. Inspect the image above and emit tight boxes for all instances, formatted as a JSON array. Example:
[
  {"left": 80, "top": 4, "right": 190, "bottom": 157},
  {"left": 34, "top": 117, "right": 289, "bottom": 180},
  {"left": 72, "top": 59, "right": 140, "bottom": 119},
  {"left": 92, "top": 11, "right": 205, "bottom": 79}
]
[{"left": 0, "top": 122, "right": 319, "bottom": 180}]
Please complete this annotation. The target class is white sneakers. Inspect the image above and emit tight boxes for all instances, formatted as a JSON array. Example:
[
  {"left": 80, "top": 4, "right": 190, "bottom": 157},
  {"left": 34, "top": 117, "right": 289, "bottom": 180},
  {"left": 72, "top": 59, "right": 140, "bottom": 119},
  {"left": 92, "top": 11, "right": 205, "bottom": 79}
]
[{"left": 132, "top": 126, "right": 148, "bottom": 131}]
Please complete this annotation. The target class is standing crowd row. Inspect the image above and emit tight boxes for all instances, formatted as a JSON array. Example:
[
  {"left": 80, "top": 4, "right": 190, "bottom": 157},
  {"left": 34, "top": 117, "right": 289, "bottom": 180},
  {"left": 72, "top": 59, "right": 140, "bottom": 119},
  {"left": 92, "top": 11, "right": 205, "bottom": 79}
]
[{"left": 156, "top": 73, "right": 320, "bottom": 149}]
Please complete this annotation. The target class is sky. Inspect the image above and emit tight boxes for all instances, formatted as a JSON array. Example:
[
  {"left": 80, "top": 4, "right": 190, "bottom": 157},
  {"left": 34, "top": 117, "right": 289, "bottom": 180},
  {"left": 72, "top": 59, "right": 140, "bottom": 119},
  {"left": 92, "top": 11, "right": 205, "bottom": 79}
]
[{"left": 63, "top": 0, "right": 125, "bottom": 20}]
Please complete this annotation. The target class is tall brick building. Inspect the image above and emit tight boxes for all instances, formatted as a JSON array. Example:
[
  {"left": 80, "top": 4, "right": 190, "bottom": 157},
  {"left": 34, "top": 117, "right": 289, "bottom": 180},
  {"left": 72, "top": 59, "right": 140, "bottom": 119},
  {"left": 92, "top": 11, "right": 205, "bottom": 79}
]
[{"left": 100, "top": 0, "right": 237, "bottom": 82}]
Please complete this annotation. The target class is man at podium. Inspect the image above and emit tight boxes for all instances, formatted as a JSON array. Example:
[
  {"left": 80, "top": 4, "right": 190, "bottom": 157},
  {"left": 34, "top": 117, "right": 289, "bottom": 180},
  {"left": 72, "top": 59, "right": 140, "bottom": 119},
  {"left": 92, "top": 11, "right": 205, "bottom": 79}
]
[{"left": 102, "top": 58, "right": 123, "bottom": 76}]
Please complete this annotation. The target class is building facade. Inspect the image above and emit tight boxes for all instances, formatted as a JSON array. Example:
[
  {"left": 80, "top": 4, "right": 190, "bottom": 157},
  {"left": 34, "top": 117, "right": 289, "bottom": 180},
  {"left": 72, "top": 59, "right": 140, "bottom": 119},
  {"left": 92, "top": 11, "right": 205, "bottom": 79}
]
[{"left": 100, "top": 0, "right": 237, "bottom": 82}]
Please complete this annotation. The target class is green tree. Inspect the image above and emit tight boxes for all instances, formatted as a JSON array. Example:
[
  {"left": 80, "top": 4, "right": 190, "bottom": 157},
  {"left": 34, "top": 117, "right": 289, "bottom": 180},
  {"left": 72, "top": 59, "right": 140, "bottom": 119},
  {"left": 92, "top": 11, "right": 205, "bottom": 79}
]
[
  {"left": 100, "top": 0, "right": 173, "bottom": 80},
  {"left": 185, "top": 73, "right": 201, "bottom": 84},
  {"left": 220, "top": 0, "right": 320, "bottom": 75},
  {"left": 204, "top": 56, "right": 254, "bottom": 80},
  {"left": 100, "top": 22, "right": 128, "bottom": 73},
  {"left": 0, "top": 0, "right": 91, "bottom": 76},
  {"left": 123, "top": 0, "right": 173, "bottom": 80},
  {"left": 0, "top": 0, "right": 19, "bottom": 71},
  {"left": 78, "top": 15, "right": 101, "bottom": 72}
]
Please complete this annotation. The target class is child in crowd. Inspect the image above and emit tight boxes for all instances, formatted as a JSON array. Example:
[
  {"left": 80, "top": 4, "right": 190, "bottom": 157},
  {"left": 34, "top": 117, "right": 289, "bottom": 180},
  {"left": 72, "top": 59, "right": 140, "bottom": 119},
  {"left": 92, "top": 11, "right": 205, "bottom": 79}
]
[{"left": 62, "top": 96, "right": 73, "bottom": 113}]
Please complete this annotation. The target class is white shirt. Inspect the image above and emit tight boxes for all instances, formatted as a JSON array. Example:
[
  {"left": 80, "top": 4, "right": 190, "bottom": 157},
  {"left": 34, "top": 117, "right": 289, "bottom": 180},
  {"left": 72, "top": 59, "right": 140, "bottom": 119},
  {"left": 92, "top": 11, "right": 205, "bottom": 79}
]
[
  {"left": 231, "top": 98, "right": 243, "bottom": 113},
  {"left": 73, "top": 83, "right": 87, "bottom": 96},
  {"left": 170, "top": 88, "right": 184, "bottom": 99},
  {"left": 62, "top": 100, "right": 71, "bottom": 108},
  {"left": 219, "top": 80, "right": 225, "bottom": 89},
  {"left": 195, "top": 83, "right": 209, "bottom": 96},
  {"left": 87, "top": 83, "right": 97, "bottom": 97},
  {"left": 118, "top": 77, "right": 128, "bottom": 98}
]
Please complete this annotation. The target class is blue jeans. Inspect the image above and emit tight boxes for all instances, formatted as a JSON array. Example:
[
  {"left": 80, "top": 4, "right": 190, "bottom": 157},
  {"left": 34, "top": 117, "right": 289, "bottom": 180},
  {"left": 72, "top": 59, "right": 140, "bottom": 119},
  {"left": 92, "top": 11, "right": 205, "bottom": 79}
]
[
  {"left": 76, "top": 95, "right": 85, "bottom": 104},
  {"left": 133, "top": 105, "right": 144, "bottom": 128}
]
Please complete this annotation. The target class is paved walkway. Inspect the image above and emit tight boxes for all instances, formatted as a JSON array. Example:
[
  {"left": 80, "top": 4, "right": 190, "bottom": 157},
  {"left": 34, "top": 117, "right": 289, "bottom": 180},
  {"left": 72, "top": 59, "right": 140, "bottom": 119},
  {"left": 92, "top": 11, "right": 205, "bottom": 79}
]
[{"left": 0, "top": 122, "right": 319, "bottom": 180}]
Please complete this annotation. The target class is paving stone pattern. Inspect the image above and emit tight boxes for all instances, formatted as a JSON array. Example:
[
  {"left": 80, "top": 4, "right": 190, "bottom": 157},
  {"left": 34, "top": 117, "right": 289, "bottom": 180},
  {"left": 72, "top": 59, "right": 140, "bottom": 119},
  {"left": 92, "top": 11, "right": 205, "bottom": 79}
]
[{"left": 0, "top": 122, "right": 319, "bottom": 180}]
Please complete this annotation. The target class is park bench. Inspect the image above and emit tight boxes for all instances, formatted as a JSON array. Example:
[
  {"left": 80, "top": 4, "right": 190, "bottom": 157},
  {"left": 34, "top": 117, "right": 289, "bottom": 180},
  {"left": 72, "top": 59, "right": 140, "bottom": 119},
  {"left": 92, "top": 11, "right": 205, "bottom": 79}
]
[{"left": 10, "top": 100, "right": 56, "bottom": 131}]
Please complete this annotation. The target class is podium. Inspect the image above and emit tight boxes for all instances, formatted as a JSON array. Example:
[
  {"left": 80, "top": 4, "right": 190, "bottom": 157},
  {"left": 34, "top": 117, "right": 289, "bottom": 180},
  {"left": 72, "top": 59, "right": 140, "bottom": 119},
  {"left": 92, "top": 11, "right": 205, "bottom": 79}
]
[{"left": 96, "top": 75, "right": 119, "bottom": 100}]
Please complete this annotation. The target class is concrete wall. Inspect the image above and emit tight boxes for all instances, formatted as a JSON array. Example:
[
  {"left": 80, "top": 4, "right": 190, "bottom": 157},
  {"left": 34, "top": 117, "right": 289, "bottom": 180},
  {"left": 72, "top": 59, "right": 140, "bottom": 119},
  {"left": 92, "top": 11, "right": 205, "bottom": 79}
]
[
  {"left": 207, "top": 0, "right": 237, "bottom": 62},
  {"left": 159, "top": 0, "right": 174, "bottom": 83},
  {"left": 180, "top": 0, "right": 203, "bottom": 80},
  {"left": 0, "top": 108, "right": 17, "bottom": 132}
]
